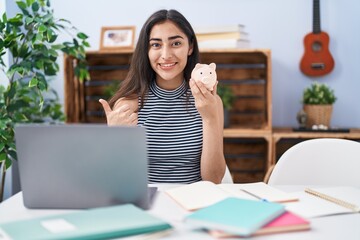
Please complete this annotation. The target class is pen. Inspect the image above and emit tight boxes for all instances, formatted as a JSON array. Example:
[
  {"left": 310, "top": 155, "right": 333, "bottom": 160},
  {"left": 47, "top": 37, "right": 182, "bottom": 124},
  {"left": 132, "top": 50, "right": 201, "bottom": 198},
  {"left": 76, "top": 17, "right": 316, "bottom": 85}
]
[{"left": 241, "top": 189, "right": 268, "bottom": 202}]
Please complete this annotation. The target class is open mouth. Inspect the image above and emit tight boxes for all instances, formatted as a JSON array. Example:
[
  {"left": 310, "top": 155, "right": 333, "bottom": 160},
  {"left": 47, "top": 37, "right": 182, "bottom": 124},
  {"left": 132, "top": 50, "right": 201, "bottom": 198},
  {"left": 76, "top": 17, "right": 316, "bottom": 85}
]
[{"left": 159, "top": 63, "right": 177, "bottom": 69}]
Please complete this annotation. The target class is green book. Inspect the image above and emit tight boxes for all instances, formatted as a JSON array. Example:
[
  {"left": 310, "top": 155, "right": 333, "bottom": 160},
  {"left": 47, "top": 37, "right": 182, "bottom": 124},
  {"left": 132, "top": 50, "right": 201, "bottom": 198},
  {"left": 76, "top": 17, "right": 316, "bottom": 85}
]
[
  {"left": 0, "top": 204, "right": 172, "bottom": 240},
  {"left": 185, "top": 197, "right": 285, "bottom": 237}
]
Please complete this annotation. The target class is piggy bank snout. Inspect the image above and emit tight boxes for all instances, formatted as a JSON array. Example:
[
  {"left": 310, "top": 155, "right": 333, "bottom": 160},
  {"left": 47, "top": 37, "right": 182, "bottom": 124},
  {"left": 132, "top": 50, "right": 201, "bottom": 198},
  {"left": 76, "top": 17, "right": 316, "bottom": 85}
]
[{"left": 201, "top": 77, "right": 210, "bottom": 83}]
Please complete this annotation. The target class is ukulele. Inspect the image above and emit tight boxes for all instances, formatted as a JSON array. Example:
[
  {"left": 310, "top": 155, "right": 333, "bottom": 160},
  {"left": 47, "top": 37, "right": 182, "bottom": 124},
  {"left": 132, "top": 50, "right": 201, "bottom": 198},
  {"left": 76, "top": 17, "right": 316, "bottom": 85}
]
[{"left": 300, "top": 0, "right": 334, "bottom": 77}]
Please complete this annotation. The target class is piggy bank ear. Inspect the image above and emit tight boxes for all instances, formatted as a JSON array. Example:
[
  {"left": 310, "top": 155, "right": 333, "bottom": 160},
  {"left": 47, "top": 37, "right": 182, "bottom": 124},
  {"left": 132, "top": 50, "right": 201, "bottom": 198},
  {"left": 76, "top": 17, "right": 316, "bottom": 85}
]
[
  {"left": 209, "top": 63, "right": 216, "bottom": 70},
  {"left": 194, "top": 63, "right": 202, "bottom": 71}
]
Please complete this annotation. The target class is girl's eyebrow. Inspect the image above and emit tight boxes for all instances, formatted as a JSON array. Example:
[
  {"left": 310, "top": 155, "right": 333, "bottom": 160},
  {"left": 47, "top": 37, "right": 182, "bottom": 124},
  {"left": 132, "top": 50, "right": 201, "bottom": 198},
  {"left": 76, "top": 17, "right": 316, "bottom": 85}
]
[{"left": 149, "top": 35, "right": 184, "bottom": 42}]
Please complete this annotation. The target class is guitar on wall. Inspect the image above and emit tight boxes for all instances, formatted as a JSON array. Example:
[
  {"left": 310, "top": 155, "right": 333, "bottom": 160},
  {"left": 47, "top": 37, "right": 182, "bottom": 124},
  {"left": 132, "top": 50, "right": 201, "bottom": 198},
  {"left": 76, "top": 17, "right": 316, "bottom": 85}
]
[{"left": 300, "top": 0, "right": 334, "bottom": 77}]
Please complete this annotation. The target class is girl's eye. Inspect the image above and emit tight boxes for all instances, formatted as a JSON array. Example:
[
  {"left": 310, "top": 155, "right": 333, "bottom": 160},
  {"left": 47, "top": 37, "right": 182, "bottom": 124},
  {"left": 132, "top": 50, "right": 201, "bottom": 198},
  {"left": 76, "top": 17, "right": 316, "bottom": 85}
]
[
  {"left": 172, "top": 41, "right": 182, "bottom": 47},
  {"left": 150, "top": 42, "right": 161, "bottom": 48}
]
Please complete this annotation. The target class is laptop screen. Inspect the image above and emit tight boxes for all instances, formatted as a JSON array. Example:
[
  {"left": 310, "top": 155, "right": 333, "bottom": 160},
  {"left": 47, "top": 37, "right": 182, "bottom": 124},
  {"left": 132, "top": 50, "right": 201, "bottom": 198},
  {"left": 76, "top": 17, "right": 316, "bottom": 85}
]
[{"left": 15, "top": 124, "right": 150, "bottom": 209}]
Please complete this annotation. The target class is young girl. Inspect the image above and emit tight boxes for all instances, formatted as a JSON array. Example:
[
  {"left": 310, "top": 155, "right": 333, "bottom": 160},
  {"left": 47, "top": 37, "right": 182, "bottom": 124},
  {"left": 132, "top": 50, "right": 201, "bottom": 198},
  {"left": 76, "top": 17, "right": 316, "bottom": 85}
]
[{"left": 99, "top": 9, "right": 225, "bottom": 184}]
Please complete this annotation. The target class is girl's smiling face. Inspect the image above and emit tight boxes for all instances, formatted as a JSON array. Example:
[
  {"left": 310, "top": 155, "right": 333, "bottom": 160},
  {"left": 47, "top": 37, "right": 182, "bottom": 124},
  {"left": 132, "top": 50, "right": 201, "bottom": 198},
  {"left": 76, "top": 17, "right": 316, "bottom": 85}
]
[{"left": 148, "top": 20, "right": 193, "bottom": 90}]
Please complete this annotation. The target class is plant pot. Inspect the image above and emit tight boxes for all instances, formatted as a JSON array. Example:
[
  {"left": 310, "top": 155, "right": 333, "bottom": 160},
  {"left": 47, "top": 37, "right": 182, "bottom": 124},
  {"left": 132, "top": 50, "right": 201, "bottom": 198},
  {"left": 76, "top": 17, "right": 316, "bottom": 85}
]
[{"left": 303, "top": 104, "right": 333, "bottom": 128}]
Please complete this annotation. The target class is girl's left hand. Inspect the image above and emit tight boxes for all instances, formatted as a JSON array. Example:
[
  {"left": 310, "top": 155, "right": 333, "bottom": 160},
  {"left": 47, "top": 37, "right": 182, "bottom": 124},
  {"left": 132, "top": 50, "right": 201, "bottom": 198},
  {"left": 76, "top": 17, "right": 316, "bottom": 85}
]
[{"left": 189, "top": 79, "right": 221, "bottom": 121}]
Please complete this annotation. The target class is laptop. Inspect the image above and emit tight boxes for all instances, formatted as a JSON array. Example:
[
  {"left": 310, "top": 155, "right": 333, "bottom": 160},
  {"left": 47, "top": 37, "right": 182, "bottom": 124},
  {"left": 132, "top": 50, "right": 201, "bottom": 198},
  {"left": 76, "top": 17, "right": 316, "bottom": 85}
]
[{"left": 14, "top": 124, "right": 153, "bottom": 210}]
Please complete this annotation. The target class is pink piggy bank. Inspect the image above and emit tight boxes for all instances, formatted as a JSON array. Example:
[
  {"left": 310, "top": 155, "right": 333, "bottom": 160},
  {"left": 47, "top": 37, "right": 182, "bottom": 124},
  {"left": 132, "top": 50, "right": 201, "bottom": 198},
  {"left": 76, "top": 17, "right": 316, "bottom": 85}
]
[{"left": 191, "top": 63, "right": 217, "bottom": 91}]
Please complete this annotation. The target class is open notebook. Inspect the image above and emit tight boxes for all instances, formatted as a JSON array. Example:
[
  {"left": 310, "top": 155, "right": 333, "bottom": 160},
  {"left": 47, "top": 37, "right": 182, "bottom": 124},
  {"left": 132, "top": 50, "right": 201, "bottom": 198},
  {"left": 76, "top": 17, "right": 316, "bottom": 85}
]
[
  {"left": 285, "top": 187, "right": 360, "bottom": 218},
  {"left": 165, "top": 181, "right": 298, "bottom": 211}
]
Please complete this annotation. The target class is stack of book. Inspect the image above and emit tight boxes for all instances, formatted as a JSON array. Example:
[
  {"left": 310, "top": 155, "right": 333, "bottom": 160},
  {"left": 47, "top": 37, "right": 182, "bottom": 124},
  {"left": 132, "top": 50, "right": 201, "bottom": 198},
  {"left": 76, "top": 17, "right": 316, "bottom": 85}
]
[
  {"left": 166, "top": 181, "right": 311, "bottom": 237},
  {"left": 194, "top": 24, "right": 250, "bottom": 49}
]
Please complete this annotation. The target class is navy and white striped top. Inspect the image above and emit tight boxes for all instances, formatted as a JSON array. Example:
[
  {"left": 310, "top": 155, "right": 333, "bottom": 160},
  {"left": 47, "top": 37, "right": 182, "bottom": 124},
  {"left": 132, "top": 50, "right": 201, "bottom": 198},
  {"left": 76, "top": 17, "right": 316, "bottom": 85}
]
[{"left": 138, "top": 80, "right": 203, "bottom": 183}]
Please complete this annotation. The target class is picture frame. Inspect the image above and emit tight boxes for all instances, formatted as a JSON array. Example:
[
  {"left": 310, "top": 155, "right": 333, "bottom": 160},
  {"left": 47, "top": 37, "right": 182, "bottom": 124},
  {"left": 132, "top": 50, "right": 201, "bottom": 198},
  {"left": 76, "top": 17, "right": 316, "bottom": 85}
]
[{"left": 100, "top": 26, "right": 135, "bottom": 51}]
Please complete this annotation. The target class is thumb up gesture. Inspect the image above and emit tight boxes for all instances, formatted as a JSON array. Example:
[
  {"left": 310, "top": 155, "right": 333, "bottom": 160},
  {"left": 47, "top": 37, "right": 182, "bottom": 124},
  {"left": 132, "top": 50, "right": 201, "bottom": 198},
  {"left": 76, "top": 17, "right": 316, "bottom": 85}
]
[{"left": 99, "top": 99, "right": 138, "bottom": 126}]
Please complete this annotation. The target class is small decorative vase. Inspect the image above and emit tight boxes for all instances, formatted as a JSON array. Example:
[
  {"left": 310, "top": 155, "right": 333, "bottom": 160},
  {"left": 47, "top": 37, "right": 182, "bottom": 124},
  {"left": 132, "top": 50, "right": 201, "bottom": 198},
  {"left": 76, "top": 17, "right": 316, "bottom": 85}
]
[
  {"left": 303, "top": 104, "right": 333, "bottom": 128},
  {"left": 296, "top": 109, "right": 307, "bottom": 128}
]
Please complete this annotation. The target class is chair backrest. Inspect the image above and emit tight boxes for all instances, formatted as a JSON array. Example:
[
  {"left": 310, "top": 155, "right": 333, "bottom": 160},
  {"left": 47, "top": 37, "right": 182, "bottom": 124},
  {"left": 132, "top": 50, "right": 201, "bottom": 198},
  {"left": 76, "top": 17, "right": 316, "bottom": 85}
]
[
  {"left": 268, "top": 138, "right": 360, "bottom": 187},
  {"left": 221, "top": 165, "right": 234, "bottom": 183}
]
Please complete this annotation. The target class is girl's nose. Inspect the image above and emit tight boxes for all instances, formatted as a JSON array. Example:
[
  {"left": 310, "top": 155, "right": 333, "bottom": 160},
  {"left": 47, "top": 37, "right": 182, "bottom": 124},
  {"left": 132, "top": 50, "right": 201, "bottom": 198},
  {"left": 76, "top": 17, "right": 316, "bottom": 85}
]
[{"left": 161, "top": 46, "right": 173, "bottom": 60}]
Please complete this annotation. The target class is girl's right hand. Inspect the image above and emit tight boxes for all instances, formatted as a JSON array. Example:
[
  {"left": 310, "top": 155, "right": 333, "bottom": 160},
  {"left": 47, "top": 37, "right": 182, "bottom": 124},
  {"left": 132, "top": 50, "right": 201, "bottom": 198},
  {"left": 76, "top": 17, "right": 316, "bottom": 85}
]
[{"left": 99, "top": 99, "right": 138, "bottom": 126}]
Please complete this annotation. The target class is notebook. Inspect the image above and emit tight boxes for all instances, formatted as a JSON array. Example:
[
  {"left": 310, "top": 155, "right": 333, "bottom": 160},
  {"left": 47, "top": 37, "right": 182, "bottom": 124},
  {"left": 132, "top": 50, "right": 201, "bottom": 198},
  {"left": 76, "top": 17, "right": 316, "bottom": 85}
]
[
  {"left": 14, "top": 124, "right": 152, "bottom": 209},
  {"left": 304, "top": 187, "right": 360, "bottom": 212},
  {"left": 0, "top": 204, "right": 172, "bottom": 240},
  {"left": 165, "top": 181, "right": 297, "bottom": 211},
  {"left": 184, "top": 197, "right": 285, "bottom": 237},
  {"left": 285, "top": 187, "right": 360, "bottom": 218},
  {"left": 209, "top": 211, "right": 311, "bottom": 238}
]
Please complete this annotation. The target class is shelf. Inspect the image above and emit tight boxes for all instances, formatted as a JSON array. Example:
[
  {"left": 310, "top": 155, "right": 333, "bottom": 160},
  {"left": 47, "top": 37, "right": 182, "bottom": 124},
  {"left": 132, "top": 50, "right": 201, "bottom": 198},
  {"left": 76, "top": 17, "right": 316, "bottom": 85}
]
[{"left": 223, "top": 128, "right": 271, "bottom": 139}]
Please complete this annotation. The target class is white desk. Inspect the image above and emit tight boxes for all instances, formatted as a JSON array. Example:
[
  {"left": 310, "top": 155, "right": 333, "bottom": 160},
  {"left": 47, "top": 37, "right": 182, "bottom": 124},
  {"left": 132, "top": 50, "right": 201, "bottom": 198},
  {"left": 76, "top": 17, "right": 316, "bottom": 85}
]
[{"left": 0, "top": 185, "right": 359, "bottom": 240}]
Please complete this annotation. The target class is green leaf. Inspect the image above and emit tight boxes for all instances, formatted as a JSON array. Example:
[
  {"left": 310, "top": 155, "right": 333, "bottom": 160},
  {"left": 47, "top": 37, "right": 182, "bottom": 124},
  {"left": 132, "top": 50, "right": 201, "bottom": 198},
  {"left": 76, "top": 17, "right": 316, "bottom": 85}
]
[
  {"left": 6, "top": 154, "right": 14, "bottom": 168},
  {"left": 35, "top": 60, "right": 44, "bottom": 70},
  {"left": 58, "top": 18, "right": 71, "bottom": 24},
  {"left": 8, "top": 149, "right": 17, "bottom": 160},
  {"left": 6, "top": 82, "right": 17, "bottom": 99},
  {"left": 26, "top": 0, "right": 35, "bottom": 6},
  {"left": 2, "top": 13, "right": 7, "bottom": 23},
  {"left": 37, "top": 79, "right": 47, "bottom": 91},
  {"left": 82, "top": 41, "right": 90, "bottom": 48},
  {"left": 77, "top": 32, "right": 88, "bottom": 40},
  {"left": 36, "top": 32, "right": 43, "bottom": 41},
  {"left": 73, "top": 38, "right": 79, "bottom": 47},
  {"left": 7, "top": 99, "right": 30, "bottom": 112},
  {"left": 29, "top": 77, "right": 38, "bottom": 87},
  {"left": 8, "top": 14, "right": 24, "bottom": 27},
  {"left": 46, "top": 29, "right": 53, "bottom": 40},
  {"left": 38, "top": 24, "right": 47, "bottom": 32},
  {"left": 0, "top": 143, "right": 4, "bottom": 152},
  {"left": 16, "top": 1, "right": 27, "bottom": 10},
  {"left": 32, "top": 2, "right": 40, "bottom": 12},
  {"left": 0, "top": 152, "right": 6, "bottom": 161},
  {"left": 51, "top": 44, "right": 65, "bottom": 50},
  {"left": 25, "top": 16, "right": 33, "bottom": 24},
  {"left": 12, "top": 112, "right": 29, "bottom": 122},
  {"left": 18, "top": 44, "right": 29, "bottom": 58},
  {"left": 48, "top": 49, "right": 58, "bottom": 57}
]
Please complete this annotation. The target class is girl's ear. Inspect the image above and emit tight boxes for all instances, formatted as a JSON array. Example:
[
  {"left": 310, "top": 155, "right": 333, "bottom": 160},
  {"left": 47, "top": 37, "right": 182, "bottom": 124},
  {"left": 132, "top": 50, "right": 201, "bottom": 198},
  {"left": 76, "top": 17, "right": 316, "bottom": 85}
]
[{"left": 188, "top": 44, "right": 193, "bottom": 56}]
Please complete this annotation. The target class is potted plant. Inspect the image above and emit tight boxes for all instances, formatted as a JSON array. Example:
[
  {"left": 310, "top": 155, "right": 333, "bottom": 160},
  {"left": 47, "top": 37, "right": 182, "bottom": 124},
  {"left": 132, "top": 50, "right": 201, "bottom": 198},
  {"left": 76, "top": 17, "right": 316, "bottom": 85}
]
[
  {"left": 217, "top": 84, "right": 235, "bottom": 128},
  {"left": 302, "top": 82, "right": 337, "bottom": 128},
  {"left": 0, "top": 0, "right": 90, "bottom": 201}
]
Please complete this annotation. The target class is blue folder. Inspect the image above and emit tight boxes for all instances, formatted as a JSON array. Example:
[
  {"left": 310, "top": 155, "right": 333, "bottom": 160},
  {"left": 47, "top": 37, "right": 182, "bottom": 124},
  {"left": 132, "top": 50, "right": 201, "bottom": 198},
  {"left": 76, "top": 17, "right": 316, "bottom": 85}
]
[{"left": 0, "top": 204, "right": 172, "bottom": 240}]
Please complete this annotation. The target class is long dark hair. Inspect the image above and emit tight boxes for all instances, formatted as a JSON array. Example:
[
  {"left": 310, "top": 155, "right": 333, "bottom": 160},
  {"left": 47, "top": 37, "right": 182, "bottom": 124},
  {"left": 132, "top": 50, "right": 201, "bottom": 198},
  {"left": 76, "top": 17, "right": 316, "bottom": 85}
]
[{"left": 109, "top": 9, "right": 200, "bottom": 108}]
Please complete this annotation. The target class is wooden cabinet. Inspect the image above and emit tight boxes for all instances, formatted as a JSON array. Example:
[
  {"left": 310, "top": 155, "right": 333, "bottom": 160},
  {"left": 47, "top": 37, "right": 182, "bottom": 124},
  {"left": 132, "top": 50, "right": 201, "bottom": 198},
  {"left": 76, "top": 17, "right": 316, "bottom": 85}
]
[
  {"left": 200, "top": 49, "right": 272, "bottom": 130},
  {"left": 64, "top": 50, "right": 133, "bottom": 123},
  {"left": 64, "top": 49, "right": 272, "bottom": 183}
]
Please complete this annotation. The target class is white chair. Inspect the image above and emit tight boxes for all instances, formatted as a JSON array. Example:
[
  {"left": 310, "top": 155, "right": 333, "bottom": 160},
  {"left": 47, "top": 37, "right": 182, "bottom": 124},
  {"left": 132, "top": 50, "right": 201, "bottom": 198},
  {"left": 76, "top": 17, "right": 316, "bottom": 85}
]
[
  {"left": 221, "top": 165, "right": 233, "bottom": 183},
  {"left": 268, "top": 138, "right": 360, "bottom": 187}
]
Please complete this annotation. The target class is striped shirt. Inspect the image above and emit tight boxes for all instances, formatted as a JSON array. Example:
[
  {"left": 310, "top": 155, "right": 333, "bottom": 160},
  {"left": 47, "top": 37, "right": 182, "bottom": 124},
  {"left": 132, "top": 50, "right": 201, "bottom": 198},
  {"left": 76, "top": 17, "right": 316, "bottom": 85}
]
[{"left": 138, "top": 80, "right": 203, "bottom": 183}]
